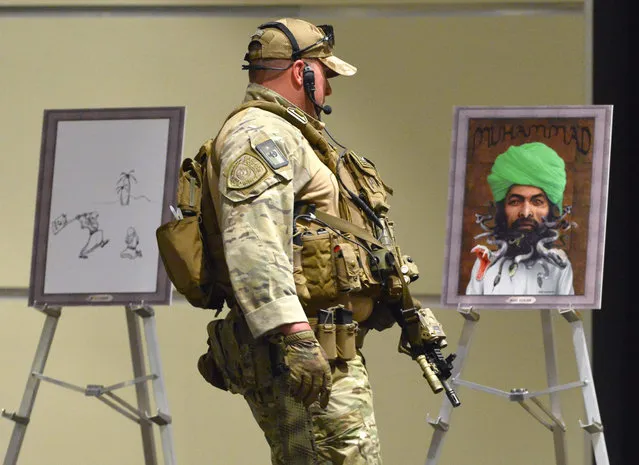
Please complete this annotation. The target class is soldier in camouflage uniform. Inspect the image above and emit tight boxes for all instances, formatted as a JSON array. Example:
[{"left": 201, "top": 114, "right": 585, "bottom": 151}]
[{"left": 197, "top": 18, "right": 424, "bottom": 464}]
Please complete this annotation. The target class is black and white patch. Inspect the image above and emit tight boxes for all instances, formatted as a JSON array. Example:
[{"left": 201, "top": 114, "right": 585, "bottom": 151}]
[{"left": 254, "top": 139, "right": 289, "bottom": 170}]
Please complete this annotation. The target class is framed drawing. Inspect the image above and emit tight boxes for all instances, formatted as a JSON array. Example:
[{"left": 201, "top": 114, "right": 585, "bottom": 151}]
[
  {"left": 441, "top": 105, "right": 612, "bottom": 309},
  {"left": 28, "top": 107, "right": 185, "bottom": 307}
]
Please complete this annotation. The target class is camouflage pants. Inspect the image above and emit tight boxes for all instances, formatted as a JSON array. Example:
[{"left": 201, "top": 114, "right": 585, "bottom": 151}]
[{"left": 245, "top": 354, "right": 383, "bottom": 465}]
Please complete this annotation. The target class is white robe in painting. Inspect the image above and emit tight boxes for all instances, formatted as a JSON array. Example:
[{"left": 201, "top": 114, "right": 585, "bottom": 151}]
[{"left": 466, "top": 256, "right": 575, "bottom": 295}]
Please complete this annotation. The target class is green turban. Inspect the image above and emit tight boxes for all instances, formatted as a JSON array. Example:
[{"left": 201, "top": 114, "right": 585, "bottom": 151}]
[{"left": 486, "top": 142, "right": 566, "bottom": 213}]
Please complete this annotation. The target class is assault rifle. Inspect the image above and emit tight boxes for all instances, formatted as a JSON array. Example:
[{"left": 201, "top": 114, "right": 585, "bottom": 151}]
[
  {"left": 372, "top": 217, "right": 461, "bottom": 407},
  {"left": 395, "top": 307, "right": 461, "bottom": 408}
]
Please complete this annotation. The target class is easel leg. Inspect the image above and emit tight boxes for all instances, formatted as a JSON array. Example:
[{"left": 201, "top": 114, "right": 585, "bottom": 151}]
[
  {"left": 3, "top": 306, "right": 61, "bottom": 465},
  {"left": 560, "top": 309, "right": 609, "bottom": 465},
  {"left": 125, "top": 307, "right": 159, "bottom": 465},
  {"left": 131, "top": 305, "right": 177, "bottom": 465},
  {"left": 540, "top": 309, "right": 568, "bottom": 465},
  {"left": 425, "top": 307, "right": 480, "bottom": 465}
]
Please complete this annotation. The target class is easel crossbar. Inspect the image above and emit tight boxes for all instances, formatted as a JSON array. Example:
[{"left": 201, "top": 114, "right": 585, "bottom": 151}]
[
  {"left": 31, "top": 373, "right": 86, "bottom": 394},
  {"left": 453, "top": 377, "right": 586, "bottom": 400},
  {"left": 452, "top": 378, "right": 511, "bottom": 398},
  {"left": 517, "top": 396, "right": 567, "bottom": 432},
  {"left": 32, "top": 372, "right": 157, "bottom": 396},
  {"left": 31, "top": 372, "right": 160, "bottom": 423},
  {"left": 96, "top": 395, "right": 145, "bottom": 424},
  {"left": 103, "top": 375, "right": 158, "bottom": 394},
  {"left": 524, "top": 380, "right": 586, "bottom": 398}
]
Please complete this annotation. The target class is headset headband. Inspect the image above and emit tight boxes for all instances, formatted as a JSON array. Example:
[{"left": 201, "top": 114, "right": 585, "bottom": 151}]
[{"left": 258, "top": 22, "right": 304, "bottom": 60}]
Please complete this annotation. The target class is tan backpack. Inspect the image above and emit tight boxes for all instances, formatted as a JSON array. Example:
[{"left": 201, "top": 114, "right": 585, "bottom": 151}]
[{"left": 156, "top": 140, "right": 228, "bottom": 310}]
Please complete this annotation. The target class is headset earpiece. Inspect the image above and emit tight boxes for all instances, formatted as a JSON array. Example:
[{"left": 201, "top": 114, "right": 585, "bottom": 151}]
[
  {"left": 303, "top": 63, "right": 315, "bottom": 92},
  {"left": 301, "top": 61, "right": 332, "bottom": 116}
]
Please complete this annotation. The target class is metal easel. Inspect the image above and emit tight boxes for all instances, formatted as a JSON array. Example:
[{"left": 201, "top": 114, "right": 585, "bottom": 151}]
[
  {"left": 2, "top": 303, "right": 176, "bottom": 465},
  {"left": 425, "top": 306, "right": 609, "bottom": 465}
]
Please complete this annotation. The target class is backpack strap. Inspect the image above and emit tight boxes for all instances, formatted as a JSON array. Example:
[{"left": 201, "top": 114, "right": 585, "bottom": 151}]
[
  {"left": 195, "top": 139, "right": 221, "bottom": 239},
  {"left": 227, "top": 100, "right": 338, "bottom": 174}
]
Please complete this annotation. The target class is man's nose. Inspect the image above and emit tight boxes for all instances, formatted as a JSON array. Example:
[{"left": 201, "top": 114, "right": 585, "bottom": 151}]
[
  {"left": 325, "top": 79, "right": 332, "bottom": 97},
  {"left": 520, "top": 202, "right": 533, "bottom": 218}
]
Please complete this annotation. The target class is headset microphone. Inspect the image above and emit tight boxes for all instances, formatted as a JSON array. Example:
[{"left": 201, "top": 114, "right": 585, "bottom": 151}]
[{"left": 303, "top": 63, "right": 333, "bottom": 115}]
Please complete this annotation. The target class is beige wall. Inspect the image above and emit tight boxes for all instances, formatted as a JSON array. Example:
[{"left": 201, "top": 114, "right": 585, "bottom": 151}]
[
  {"left": 2, "top": 0, "right": 583, "bottom": 6},
  {"left": 0, "top": 4, "right": 592, "bottom": 465}
]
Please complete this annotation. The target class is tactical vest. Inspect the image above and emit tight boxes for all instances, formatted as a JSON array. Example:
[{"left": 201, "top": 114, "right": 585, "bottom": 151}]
[{"left": 206, "top": 99, "right": 410, "bottom": 324}]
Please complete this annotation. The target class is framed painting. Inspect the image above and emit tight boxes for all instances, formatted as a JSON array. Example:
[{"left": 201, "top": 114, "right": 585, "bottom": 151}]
[
  {"left": 441, "top": 106, "right": 612, "bottom": 309},
  {"left": 28, "top": 107, "right": 185, "bottom": 306}
]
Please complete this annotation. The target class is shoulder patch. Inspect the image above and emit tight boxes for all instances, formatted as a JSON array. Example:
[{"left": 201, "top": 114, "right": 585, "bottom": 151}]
[
  {"left": 227, "top": 153, "right": 268, "bottom": 190},
  {"left": 254, "top": 139, "right": 289, "bottom": 170}
]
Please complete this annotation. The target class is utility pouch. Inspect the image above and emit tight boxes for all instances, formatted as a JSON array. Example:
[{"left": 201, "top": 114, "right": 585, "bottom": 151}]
[
  {"left": 204, "top": 311, "right": 273, "bottom": 395},
  {"left": 299, "top": 228, "right": 339, "bottom": 300},
  {"left": 203, "top": 319, "right": 237, "bottom": 392},
  {"left": 315, "top": 308, "right": 337, "bottom": 361},
  {"left": 334, "top": 306, "right": 359, "bottom": 361},
  {"left": 342, "top": 150, "right": 392, "bottom": 215},
  {"left": 293, "top": 242, "right": 311, "bottom": 305},
  {"left": 333, "top": 241, "right": 362, "bottom": 294},
  {"left": 197, "top": 344, "right": 229, "bottom": 392},
  {"left": 156, "top": 143, "right": 227, "bottom": 311},
  {"left": 156, "top": 215, "right": 223, "bottom": 310}
]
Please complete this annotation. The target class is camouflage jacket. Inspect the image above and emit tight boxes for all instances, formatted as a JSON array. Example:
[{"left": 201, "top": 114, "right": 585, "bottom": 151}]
[{"left": 208, "top": 84, "right": 390, "bottom": 338}]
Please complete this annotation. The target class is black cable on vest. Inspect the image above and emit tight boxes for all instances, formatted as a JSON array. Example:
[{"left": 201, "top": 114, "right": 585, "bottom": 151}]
[
  {"left": 335, "top": 153, "right": 383, "bottom": 230},
  {"left": 322, "top": 126, "right": 383, "bottom": 229}
]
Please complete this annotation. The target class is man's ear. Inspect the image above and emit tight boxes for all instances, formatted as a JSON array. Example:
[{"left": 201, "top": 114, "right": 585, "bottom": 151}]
[{"left": 291, "top": 60, "right": 306, "bottom": 88}]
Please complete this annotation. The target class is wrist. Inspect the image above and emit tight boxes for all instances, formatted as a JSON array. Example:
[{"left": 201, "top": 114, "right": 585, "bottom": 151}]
[
  {"left": 277, "top": 321, "right": 311, "bottom": 336},
  {"left": 283, "top": 329, "right": 316, "bottom": 345}
]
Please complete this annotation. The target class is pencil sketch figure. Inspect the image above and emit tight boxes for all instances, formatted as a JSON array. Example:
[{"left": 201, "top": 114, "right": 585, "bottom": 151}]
[
  {"left": 116, "top": 169, "right": 151, "bottom": 206},
  {"left": 117, "top": 170, "right": 136, "bottom": 206},
  {"left": 51, "top": 211, "right": 110, "bottom": 259},
  {"left": 120, "top": 226, "right": 143, "bottom": 259}
]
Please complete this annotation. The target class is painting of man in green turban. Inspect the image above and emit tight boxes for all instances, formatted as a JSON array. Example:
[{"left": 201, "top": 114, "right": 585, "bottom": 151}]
[
  {"left": 466, "top": 142, "right": 575, "bottom": 295},
  {"left": 442, "top": 105, "right": 612, "bottom": 309}
]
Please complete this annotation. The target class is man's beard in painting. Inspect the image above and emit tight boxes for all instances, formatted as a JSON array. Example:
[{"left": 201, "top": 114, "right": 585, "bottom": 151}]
[
  {"left": 494, "top": 203, "right": 560, "bottom": 263},
  {"left": 501, "top": 220, "right": 551, "bottom": 261}
]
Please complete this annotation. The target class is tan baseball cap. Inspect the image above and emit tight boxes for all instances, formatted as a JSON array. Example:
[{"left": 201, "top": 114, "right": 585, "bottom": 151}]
[{"left": 244, "top": 18, "right": 357, "bottom": 77}]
